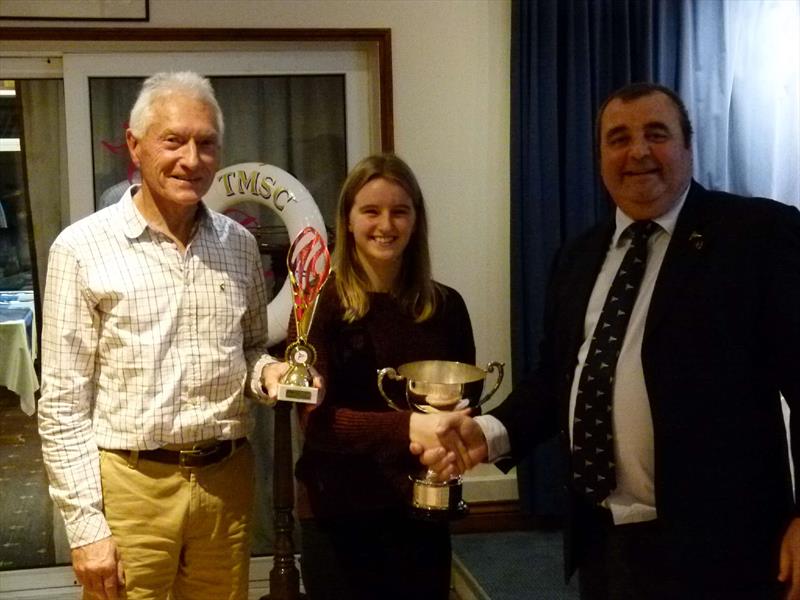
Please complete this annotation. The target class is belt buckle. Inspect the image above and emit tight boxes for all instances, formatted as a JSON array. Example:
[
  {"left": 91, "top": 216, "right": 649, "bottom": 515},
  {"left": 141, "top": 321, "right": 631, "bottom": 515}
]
[{"left": 178, "top": 442, "right": 218, "bottom": 468}]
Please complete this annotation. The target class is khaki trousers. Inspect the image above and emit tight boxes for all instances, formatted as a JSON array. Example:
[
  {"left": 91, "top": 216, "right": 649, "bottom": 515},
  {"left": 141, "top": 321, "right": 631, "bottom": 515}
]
[{"left": 97, "top": 442, "right": 254, "bottom": 600}]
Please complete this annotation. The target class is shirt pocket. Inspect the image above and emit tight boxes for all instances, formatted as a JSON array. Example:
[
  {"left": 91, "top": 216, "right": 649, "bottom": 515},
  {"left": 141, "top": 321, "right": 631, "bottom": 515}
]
[{"left": 194, "top": 269, "right": 250, "bottom": 351}]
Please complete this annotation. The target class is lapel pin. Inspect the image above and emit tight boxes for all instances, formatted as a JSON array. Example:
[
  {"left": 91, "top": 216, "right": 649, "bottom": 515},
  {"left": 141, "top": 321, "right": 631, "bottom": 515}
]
[{"left": 689, "top": 231, "right": 704, "bottom": 251}]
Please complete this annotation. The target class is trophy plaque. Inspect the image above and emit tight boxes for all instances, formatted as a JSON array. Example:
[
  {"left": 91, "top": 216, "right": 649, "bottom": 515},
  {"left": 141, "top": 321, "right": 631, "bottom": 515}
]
[
  {"left": 377, "top": 360, "right": 504, "bottom": 520},
  {"left": 277, "top": 226, "right": 330, "bottom": 404}
]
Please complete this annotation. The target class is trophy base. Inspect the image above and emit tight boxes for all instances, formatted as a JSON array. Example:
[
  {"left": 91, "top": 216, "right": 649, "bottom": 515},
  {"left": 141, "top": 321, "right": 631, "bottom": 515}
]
[
  {"left": 410, "top": 477, "right": 469, "bottom": 521},
  {"left": 277, "top": 383, "right": 318, "bottom": 404}
]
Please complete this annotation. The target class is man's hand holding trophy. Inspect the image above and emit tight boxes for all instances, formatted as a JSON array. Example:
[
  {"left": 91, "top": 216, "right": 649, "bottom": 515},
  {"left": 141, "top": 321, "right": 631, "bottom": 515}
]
[
  {"left": 259, "top": 226, "right": 329, "bottom": 405},
  {"left": 276, "top": 226, "right": 331, "bottom": 404}
]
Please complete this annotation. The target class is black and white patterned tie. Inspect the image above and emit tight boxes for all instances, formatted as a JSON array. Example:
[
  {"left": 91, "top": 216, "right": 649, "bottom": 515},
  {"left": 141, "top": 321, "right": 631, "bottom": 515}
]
[{"left": 571, "top": 220, "right": 657, "bottom": 503}]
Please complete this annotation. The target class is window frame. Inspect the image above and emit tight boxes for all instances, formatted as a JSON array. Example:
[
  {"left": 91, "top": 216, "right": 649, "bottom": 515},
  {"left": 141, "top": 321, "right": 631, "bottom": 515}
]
[{"left": 0, "top": 27, "right": 394, "bottom": 589}]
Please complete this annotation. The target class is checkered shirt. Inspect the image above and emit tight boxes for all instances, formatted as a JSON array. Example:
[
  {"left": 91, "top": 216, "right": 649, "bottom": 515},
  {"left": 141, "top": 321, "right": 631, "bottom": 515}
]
[{"left": 38, "top": 186, "right": 274, "bottom": 548}]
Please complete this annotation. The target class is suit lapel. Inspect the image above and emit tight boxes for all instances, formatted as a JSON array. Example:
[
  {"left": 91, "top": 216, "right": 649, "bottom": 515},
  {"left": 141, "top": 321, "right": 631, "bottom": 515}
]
[
  {"left": 557, "top": 223, "right": 614, "bottom": 426},
  {"left": 563, "top": 227, "right": 613, "bottom": 350},
  {"left": 645, "top": 181, "right": 713, "bottom": 340}
]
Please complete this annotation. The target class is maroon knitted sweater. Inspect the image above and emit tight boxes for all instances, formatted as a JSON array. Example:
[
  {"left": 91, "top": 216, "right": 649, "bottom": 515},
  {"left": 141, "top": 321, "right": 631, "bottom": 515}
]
[{"left": 294, "top": 277, "right": 475, "bottom": 519}]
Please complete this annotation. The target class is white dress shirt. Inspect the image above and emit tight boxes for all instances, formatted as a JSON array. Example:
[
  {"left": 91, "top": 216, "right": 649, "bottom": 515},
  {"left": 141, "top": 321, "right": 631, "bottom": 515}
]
[
  {"left": 39, "top": 186, "right": 275, "bottom": 547},
  {"left": 478, "top": 187, "right": 689, "bottom": 525}
]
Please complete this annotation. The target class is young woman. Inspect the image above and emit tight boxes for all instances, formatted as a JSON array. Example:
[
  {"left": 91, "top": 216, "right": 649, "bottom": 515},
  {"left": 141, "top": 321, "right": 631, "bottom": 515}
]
[{"left": 292, "top": 153, "right": 476, "bottom": 599}]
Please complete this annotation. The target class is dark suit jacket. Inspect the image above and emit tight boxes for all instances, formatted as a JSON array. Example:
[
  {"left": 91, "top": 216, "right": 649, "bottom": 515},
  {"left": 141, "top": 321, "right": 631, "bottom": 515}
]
[{"left": 493, "top": 181, "right": 800, "bottom": 583}]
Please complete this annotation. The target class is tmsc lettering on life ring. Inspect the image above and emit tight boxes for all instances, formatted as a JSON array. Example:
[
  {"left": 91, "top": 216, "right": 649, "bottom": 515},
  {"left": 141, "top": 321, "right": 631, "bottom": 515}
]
[{"left": 202, "top": 162, "right": 327, "bottom": 347}]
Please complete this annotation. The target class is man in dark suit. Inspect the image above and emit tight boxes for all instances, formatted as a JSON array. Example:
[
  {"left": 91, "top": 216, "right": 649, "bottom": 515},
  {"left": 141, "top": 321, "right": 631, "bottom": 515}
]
[{"left": 413, "top": 82, "right": 800, "bottom": 599}]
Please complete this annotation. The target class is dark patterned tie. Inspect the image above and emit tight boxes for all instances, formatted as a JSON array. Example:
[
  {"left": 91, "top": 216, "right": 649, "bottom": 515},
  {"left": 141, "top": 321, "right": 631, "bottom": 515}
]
[{"left": 571, "top": 220, "right": 657, "bottom": 503}]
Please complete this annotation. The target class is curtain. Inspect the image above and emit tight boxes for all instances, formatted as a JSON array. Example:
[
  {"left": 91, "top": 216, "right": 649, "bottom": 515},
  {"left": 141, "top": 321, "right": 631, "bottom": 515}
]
[
  {"left": 215, "top": 75, "right": 347, "bottom": 223},
  {"left": 19, "top": 79, "right": 68, "bottom": 302},
  {"left": 511, "top": 0, "right": 799, "bottom": 516},
  {"left": 677, "top": 0, "right": 800, "bottom": 205},
  {"left": 89, "top": 75, "right": 347, "bottom": 221},
  {"left": 511, "top": 0, "right": 672, "bottom": 516}
]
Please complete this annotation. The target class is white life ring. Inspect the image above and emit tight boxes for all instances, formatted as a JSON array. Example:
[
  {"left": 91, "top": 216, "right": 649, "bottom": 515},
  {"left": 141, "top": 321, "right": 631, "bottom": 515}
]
[{"left": 203, "top": 162, "right": 327, "bottom": 347}]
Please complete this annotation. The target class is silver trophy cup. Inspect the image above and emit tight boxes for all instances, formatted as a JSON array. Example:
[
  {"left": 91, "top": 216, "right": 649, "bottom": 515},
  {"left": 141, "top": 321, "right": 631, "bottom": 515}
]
[{"left": 377, "top": 360, "right": 504, "bottom": 520}]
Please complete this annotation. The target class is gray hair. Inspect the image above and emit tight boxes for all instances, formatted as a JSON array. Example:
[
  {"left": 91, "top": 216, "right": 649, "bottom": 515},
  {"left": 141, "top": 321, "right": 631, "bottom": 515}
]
[{"left": 128, "top": 71, "right": 224, "bottom": 139}]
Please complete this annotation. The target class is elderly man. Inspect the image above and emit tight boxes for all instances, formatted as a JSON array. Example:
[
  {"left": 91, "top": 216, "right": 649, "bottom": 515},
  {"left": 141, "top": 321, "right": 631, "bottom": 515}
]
[
  {"left": 39, "top": 71, "right": 289, "bottom": 600},
  {"left": 416, "top": 82, "right": 800, "bottom": 599}
]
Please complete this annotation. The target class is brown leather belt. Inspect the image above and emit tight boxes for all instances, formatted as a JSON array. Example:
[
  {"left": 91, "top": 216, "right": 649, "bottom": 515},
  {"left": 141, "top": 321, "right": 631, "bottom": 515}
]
[{"left": 110, "top": 438, "right": 247, "bottom": 468}]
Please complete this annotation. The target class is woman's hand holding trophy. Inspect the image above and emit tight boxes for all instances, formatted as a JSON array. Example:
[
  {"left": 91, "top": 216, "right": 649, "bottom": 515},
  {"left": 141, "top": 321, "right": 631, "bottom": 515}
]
[{"left": 378, "top": 359, "right": 502, "bottom": 519}]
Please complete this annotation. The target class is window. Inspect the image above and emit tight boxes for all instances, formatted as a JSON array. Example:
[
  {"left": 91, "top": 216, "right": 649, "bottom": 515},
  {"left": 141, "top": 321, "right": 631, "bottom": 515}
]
[{"left": 0, "top": 29, "right": 392, "bottom": 590}]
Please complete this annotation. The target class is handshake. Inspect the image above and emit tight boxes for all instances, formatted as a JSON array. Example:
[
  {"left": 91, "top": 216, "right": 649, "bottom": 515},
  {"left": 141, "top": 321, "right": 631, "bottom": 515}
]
[{"left": 408, "top": 410, "right": 489, "bottom": 479}]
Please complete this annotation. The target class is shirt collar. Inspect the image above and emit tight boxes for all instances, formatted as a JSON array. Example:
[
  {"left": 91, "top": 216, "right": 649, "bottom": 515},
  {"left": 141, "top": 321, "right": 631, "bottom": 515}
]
[
  {"left": 612, "top": 183, "right": 690, "bottom": 247},
  {"left": 120, "top": 184, "right": 148, "bottom": 239},
  {"left": 120, "top": 184, "right": 215, "bottom": 240}
]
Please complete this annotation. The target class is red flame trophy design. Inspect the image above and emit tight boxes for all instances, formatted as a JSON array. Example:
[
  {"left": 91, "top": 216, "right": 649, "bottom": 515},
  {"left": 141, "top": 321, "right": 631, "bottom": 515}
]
[{"left": 277, "top": 226, "right": 331, "bottom": 404}]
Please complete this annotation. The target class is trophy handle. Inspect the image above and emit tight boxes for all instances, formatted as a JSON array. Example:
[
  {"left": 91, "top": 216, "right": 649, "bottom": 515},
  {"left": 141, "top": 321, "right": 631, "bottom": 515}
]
[
  {"left": 377, "top": 367, "right": 407, "bottom": 411},
  {"left": 477, "top": 361, "right": 505, "bottom": 406}
]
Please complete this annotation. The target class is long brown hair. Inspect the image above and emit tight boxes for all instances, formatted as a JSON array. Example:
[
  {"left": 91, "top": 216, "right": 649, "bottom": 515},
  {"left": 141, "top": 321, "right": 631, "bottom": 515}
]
[{"left": 333, "top": 153, "right": 438, "bottom": 323}]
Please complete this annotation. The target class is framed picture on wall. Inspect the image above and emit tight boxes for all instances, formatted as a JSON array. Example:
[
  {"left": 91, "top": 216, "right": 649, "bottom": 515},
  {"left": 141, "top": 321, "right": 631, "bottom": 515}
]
[{"left": 0, "top": 0, "right": 148, "bottom": 21}]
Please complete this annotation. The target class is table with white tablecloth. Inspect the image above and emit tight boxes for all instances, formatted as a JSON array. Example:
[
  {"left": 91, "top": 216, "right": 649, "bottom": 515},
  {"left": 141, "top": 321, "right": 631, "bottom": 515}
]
[{"left": 0, "top": 292, "right": 38, "bottom": 415}]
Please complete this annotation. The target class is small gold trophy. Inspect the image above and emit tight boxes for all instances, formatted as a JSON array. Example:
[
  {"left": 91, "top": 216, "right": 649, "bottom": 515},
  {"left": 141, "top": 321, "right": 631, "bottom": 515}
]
[
  {"left": 277, "top": 227, "right": 331, "bottom": 404},
  {"left": 377, "top": 360, "right": 504, "bottom": 520}
]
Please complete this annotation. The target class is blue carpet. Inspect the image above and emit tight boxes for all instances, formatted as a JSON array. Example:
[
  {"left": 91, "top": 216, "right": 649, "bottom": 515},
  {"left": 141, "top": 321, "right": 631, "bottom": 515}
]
[
  {"left": 0, "top": 391, "right": 53, "bottom": 570},
  {"left": 452, "top": 530, "right": 579, "bottom": 599}
]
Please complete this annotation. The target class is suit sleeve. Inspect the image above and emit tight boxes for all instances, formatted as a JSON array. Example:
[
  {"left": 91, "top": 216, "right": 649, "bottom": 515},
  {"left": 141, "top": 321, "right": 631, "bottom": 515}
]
[
  {"left": 489, "top": 245, "right": 567, "bottom": 465},
  {"left": 766, "top": 203, "right": 800, "bottom": 506}
]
